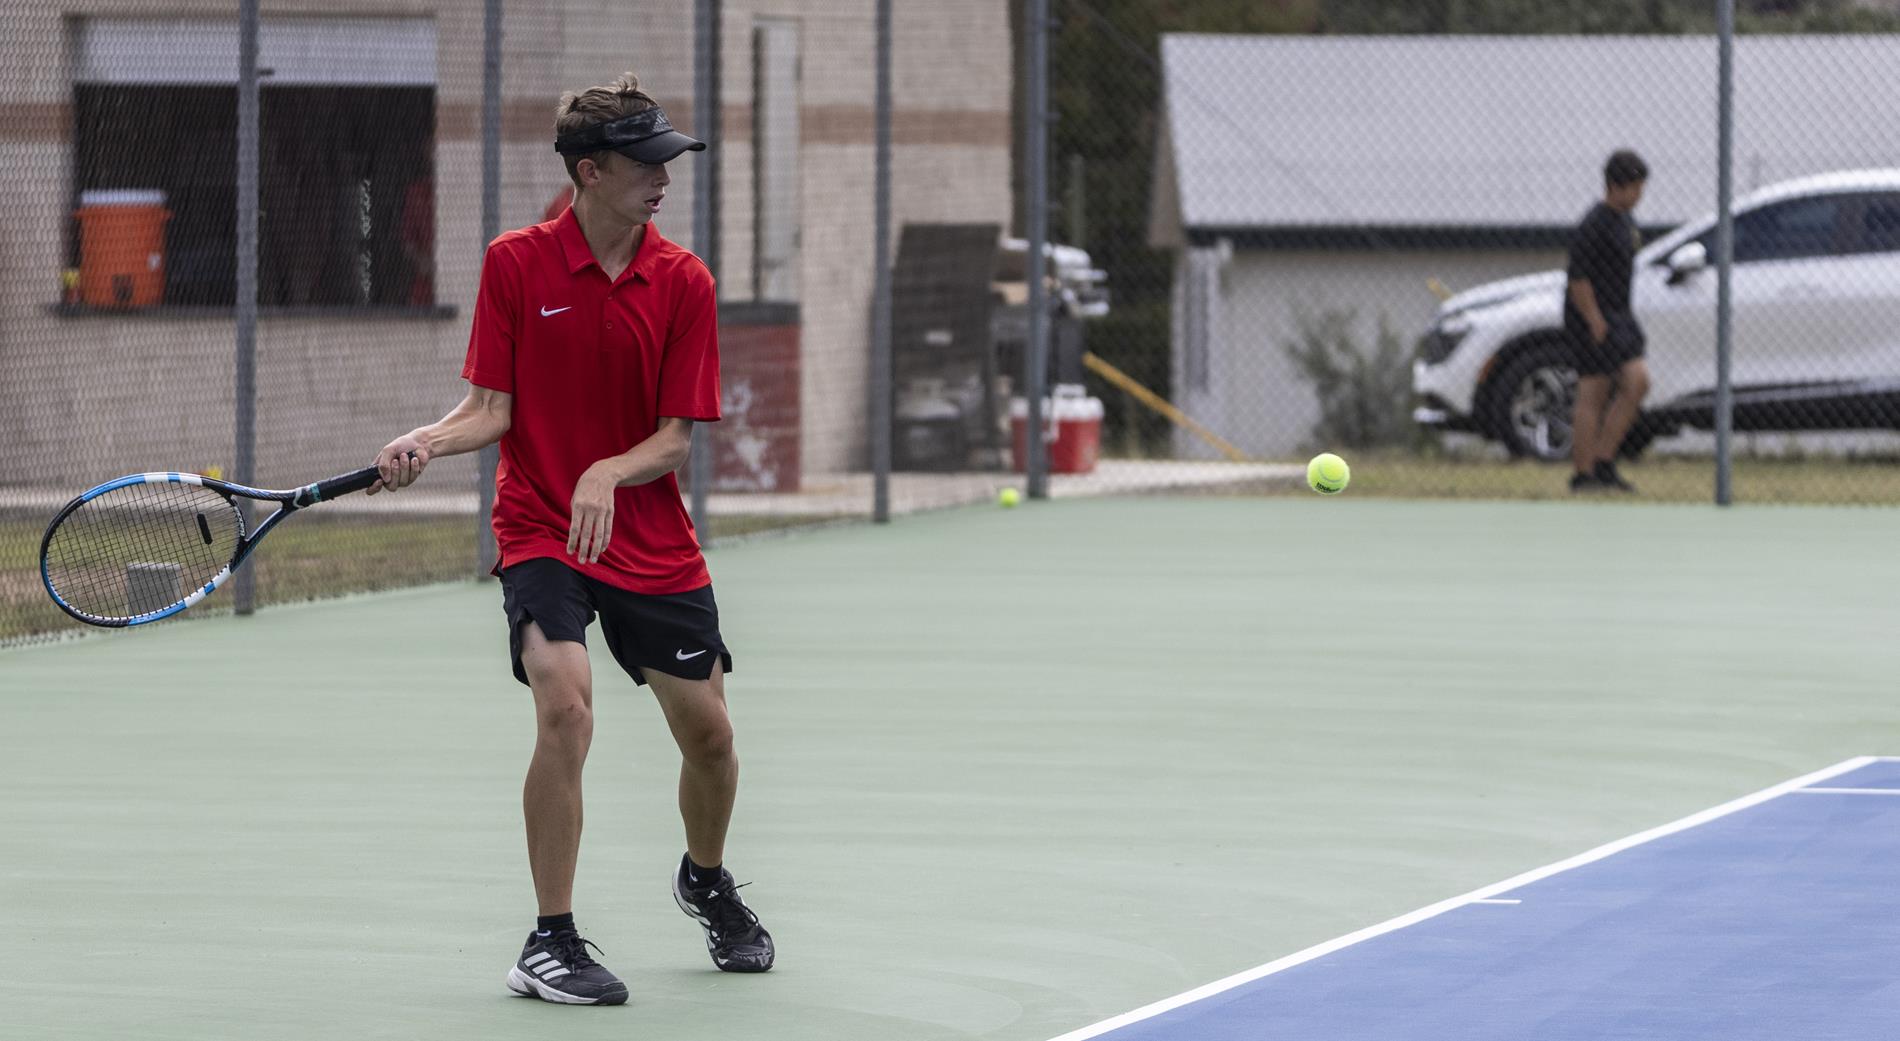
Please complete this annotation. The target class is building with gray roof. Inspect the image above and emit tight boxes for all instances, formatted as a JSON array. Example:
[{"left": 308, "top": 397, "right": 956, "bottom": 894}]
[{"left": 1150, "top": 33, "right": 1900, "bottom": 457}]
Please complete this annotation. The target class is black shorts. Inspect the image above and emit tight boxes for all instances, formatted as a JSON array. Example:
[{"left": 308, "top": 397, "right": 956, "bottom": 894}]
[
  {"left": 1572, "top": 311, "right": 1646, "bottom": 377},
  {"left": 498, "top": 557, "right": 733, "bottom": 687}
]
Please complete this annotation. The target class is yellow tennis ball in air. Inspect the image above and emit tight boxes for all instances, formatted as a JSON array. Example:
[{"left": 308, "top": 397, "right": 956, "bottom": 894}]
[
  {"left": 998, "top": 487, "right": 1021, "bottom": 508},
  {"left": 1307, "top": 452, "right": 1350, "bottom": 495}
]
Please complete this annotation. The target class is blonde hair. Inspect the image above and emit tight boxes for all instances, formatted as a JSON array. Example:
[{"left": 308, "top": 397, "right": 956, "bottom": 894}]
[{"left": 555, "top": 72, "right": 659, "bottom": 189}]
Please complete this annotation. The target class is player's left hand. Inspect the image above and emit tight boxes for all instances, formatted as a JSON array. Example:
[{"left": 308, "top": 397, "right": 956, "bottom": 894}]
[{"left": 567, "top": 462, "right": 621, "bottom": 564}]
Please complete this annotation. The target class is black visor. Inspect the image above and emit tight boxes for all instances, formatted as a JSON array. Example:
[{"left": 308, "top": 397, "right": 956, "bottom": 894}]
[{"left": 555, "top": 106, "right": 705, "bottom": 165}]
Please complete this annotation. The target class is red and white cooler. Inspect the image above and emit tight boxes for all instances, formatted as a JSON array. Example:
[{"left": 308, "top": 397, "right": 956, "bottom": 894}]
[{"left": 1010, "top": 384, "right": 1103, "bottom": 475}]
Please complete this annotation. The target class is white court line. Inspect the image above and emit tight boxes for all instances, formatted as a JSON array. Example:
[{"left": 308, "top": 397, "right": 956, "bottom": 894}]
[
  {"left": 1044, "top": 756, "right": 1891, "bottom": 1041},
  {"left": 1794, "top": 787, "right": 1900, "bottom": 796}
]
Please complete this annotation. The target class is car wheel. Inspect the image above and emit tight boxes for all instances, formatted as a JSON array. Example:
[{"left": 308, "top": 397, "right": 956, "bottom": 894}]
[{"left": 1484, "top": 343, "right": 1576, "bottom": 461}]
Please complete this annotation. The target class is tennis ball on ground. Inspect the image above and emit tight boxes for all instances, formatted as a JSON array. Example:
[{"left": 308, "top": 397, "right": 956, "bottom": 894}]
[
  {"left": 1307, "top": 452, "right": 1350, "bottom": 495},
  {"left": 998, "top": 487, "right": 1021, "bottom": 508}
]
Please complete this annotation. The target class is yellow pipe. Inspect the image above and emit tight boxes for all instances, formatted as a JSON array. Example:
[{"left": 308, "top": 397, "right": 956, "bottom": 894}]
[{"left": 1080, "top": 351, "right": 1252, "bottom": 464}]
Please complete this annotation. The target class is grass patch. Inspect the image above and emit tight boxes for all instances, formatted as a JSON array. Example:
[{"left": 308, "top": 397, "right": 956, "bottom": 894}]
[
  {"left": 10, "top": 456, "right": 1884, "bottom": 646},
  {"left": 1, "top": 511, "right": 854, "bottom": 644},
  {"left": 1303, "top": 454, "right": 1900, "bottom": 504}
]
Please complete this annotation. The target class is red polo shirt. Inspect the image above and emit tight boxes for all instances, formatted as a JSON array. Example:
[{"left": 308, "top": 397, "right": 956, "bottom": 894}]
[{"left": 461, "top": 211, "right": 721, "bottom": 594}]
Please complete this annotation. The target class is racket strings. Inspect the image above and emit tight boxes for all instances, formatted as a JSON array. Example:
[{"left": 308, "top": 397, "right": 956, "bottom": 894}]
[{"left": 43, "top": 483, "right": 245, "bottom": 621}]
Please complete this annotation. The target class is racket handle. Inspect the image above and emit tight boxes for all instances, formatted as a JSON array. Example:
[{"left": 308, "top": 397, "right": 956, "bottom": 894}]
[
  {"left": 304, "top": 466, "right": 385, "bottom": 504},
  {"left": 296, "top": 453, "right": 416, "bottom": 506}
]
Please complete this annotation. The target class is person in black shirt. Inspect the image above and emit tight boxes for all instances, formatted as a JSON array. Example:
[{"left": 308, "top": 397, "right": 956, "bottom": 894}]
[{"left": 1565, "top": 149, "right": 1650, "bottom": 493}]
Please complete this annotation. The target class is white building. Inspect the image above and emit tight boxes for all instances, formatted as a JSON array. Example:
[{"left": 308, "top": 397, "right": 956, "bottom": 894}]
[{"left": 1149, "top": 33, "right": 1900, "bottom": 458}]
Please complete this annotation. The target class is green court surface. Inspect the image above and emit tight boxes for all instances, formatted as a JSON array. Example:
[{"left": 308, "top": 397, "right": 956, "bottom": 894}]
[{"left": 2, "top": 498, "right": 1895, "bottom": 1040}]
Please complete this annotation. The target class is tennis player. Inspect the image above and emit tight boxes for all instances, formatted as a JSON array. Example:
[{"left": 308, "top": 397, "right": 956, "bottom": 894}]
[{"left": 370, "top": 72, "right": 773, "bottom": 1005}]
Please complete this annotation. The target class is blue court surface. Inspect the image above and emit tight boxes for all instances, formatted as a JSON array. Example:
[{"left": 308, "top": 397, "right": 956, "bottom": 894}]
[{"left": 1051, "top": 757, "right": 1900, "bottom": 1041}]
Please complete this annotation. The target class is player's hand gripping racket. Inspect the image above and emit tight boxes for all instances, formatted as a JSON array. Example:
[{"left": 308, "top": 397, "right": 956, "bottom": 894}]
[{"left": 39, "top": 459, "right": 407, "bottom": 627}]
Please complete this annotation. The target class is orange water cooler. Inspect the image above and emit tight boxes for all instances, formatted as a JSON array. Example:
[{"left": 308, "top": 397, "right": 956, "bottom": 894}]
[{"left": 74, "top": 189, "right": 170, "bottom": 309}]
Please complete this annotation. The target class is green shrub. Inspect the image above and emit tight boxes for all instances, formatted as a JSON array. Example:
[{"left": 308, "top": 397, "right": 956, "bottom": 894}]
[{"left": 1285, "top": 308, "right": 1436, "bottom": 453}]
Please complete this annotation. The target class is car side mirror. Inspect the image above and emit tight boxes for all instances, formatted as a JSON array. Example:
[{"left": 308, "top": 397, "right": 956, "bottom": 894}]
[{"left": 1667, "top": 241, "right": 1708, "bottom": 285}]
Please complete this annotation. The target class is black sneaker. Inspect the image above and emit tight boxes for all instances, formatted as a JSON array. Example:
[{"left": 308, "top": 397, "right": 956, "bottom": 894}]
[
  {"left": 1594, "top": 460, "right": 1635, "bottom": 492},
  {"left": 672, "top": 863, "right": 775, "bottom": 972},
  {"left": 506, "top": 929, "right": 629, "bottom": 1005},
  {"left": 1569, "top": 471, "right": 1602, "bottom": 494}
]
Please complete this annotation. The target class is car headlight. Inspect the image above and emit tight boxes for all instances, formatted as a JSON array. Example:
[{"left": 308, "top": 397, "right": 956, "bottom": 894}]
[{"left": 1417, "top": 314, "right": 1473, "bottom": 365}]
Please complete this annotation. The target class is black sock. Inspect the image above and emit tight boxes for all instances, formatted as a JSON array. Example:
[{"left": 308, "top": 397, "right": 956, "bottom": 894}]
[
  {"left": 681, "top": 853, "right": 722, "bottom": 888},
  {"left": 535, "top": 911, "right": 575, "bottom": 936}
]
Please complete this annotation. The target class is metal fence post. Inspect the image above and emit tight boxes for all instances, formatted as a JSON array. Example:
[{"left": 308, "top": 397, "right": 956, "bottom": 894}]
[
  {"left": 689, "top": 0, "right": 721, "bottom": 533},
  {"left": 234, "top": 0, "right": 260, "bottom": 614},
  {"left": 1023, "top": 0, "right": 1050, "bottom": 498},
  {"left": 1715, "top": 0, "right": 1735, "bottom": 507},
  {"left": 477, "top": 0, "right": 502, "bottom": 574},
  {"left": 871, "top": 0, "right": 893, "bottom": 522}
]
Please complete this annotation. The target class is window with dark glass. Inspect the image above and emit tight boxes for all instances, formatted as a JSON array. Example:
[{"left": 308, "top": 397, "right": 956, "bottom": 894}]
[
  {"left": 1848, "top": 192, "right": 1900, "bottom": 255},
  {"left": 1729, "top": 196, "right": 1845, "bottom": 264},
  {"left": 73, "top": 84, "right": 434, "bottom": 309}
]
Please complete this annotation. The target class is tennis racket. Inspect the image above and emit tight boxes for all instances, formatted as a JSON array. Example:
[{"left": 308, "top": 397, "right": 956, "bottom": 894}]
[{"left": 39, "top": 460, "right": 401, "bottom": 628}]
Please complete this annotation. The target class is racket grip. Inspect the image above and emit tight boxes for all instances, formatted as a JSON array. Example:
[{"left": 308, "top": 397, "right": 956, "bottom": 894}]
[
  {"left": 297, "top": 453, "right": 416, "bottom": 506},
  {"left": 305, "top": 466, "right": 385, "bottom": 504}
]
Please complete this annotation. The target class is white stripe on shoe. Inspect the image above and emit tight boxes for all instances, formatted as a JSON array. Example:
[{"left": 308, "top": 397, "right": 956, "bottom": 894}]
[{"left": 505, "top": 966, "right": 606, "bottom": 1004}]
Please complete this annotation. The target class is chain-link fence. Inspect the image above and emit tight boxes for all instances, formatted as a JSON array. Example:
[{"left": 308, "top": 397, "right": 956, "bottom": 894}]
[
  {"left": 1038, "top": 0, "right": 1900, "bottom": 506},
  {"left": 3, "top": 10, "right": 484, "bottom": 643},
  {"left": 0, "top": 0, "right": 1028, "bottom": 644},
  {"left": 8, "top": 0, "right": 1899, "bottom": 643}
]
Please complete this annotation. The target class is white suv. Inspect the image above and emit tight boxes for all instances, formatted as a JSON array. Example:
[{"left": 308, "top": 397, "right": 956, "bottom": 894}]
[{"left": 1413, "top": 170, "right": 1900, "bottom": 459}]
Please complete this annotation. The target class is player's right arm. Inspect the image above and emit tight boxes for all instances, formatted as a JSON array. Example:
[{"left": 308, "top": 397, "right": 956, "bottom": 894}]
[
  {"left": 374, "top": 235, "right": 525, "bottom": 494},
  {"left": 370, "top": 386, "right": 513, "bottom": 494}
]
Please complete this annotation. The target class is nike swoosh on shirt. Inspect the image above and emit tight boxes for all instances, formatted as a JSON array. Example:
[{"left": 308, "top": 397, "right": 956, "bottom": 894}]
[
  {"left": 540, "top": 305, "right": 572, "bottom": 316},
  {"left": 676, "top": 649, "right": 708, "bottom": 661}
]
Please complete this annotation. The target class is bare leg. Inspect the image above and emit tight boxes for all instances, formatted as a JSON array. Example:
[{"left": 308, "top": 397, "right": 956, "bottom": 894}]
[
  {"left": 1572, "top": 374, "right": 1611, "bottom": 474},
  {"left": 519, "top": 621, "right": 594, "bottom": 916},
  {"left": 1596, "top": 359, "right": 1652, "bottom": 463},
  {"left": 645, "top": 662, "right": 737, "bottom": 869}
]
